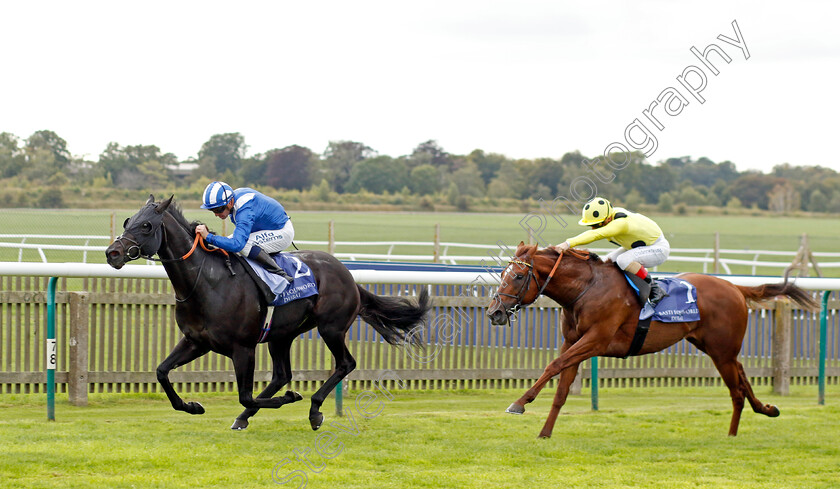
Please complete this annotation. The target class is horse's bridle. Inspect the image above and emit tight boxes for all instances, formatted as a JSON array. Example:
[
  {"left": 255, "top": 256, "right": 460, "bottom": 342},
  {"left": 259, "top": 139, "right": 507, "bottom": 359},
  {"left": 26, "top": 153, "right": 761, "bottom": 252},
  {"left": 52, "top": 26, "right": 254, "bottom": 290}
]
[
  {"left": 493, "top": 259, "right": 538, "bottom": 320},
  {"left": 111, "top": 233, "right": 146, "bottom": 262},
  {"left": 492, "top": 249, "right": 591, "bottom": 320},
  {"left": 113, "top": 222, "right": 166, "bottom": 263}
]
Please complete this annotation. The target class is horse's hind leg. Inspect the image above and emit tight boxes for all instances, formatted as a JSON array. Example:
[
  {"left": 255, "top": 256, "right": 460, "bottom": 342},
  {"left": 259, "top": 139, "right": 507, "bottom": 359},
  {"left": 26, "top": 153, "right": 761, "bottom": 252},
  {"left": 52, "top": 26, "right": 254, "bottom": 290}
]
[
  {"left": 711, "top": 358, "right": 746, "bottom": 436},
  {"left": 308, "top": 326, "right": 356, "bottom": 431},
  {"left": 736, "top": 362, "right": 780, "bottom": 418},
  {"left": 709, "top": 352, "right": 779, "bottom": 436},
  {"left": 231, "top": 337, "right": 302, "bottom": 430}
]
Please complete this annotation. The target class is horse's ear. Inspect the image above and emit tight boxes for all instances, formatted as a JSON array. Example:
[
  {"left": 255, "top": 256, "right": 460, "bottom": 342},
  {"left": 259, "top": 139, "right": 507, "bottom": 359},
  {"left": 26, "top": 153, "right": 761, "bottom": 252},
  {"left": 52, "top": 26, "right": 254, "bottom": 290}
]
[
  {"left": 515, "top": 241, "right": 529, "bottom": 256},
  {"left": 156, "top": 195, "right": 174, "bottom": 214},
  {"left": 146, "top": 194, "right": 155, "bottom": 205}
]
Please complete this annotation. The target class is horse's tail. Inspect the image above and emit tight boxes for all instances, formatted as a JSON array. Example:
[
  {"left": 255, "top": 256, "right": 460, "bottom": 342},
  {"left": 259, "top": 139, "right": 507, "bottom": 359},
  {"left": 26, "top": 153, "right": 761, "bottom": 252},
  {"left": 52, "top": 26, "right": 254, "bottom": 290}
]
[
  {"left": 357, "top": 286, "right": 431, "bottom": 346},
  {"left": 736, "top": 282, "right": 819, "bottom": 311}
]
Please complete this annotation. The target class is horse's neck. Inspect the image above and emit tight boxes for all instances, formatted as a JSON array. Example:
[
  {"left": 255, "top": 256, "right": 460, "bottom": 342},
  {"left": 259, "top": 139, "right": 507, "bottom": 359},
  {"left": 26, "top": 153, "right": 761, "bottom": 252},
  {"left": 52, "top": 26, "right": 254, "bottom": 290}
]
[
  {"left": 542, "top": 258, "right": 597, "bottom": 307},
  {"left": 159, "top": 213, "right": 206, "bottom": 295},
  {"left": 159, "top": 213, "right": 195, "bottom": 261},
  {"left": 556, "top": 260, "right": 630, "bottom": 309}
]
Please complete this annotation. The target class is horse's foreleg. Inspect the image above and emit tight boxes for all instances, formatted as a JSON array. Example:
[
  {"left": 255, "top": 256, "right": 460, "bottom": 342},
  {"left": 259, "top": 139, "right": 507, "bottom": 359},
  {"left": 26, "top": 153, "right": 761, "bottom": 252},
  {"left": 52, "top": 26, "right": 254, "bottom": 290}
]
[
  {"left": 156, "top": 338, "right": 210, "bottom": 415},
  {"left": 231, "top": 345, "right": 291, "bottom": 411},
  {"left": 537, "top": 363, "right": 581, "bottom": 439},
  {"left": 506, "top": 342, "right": 572, "bottom": 415},
  {"left": 231, "top": 338, "right": 302, "bottom": 430},
  {"left": 509, "top": 334, "right": 604, "bottom": 416}
]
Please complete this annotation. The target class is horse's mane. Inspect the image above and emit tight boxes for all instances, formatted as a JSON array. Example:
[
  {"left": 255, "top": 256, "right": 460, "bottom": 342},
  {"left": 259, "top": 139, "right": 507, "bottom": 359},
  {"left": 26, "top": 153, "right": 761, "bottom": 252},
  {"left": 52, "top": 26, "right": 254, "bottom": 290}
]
[
  {"left": 536, "top": 247, "right": 602, "bottom": 263},
  {"left": 162, "top": 200, "right": 201, "bottom": 234}
]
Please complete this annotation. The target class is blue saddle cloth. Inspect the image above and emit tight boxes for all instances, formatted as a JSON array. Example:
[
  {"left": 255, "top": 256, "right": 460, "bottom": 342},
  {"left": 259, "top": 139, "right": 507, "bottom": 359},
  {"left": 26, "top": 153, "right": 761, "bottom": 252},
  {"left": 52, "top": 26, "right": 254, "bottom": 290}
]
[
  {"left": 244, "top": 253, "right": 319, "bottom": 307},
  {"left": 625, "top": 276, "right": 700, "bottom": 323}
]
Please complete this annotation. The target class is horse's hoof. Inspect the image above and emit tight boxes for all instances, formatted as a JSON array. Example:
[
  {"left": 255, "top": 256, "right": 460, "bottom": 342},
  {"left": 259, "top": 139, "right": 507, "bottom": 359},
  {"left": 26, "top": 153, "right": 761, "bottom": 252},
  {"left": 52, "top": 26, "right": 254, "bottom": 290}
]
[
  {"left": 231, "top": 419, "right": 249, "bottom": 430},
  {"left": 310, "top": 413, "right": 324, "bottom": 431},
  {"left": 187, "top": 402, "right": 205, "bottom": 415},
  {"left": 537, "top": 433, "right": 552, "bottom": 439},
  {"left": 285, "top": 390, "right": 303, "bottom": 403},
  {"left": 506, "top": 403, "right": 525, "bottom": 415},
  {"left": 767, "top": 405, "right": 780, "bottom": 417}
]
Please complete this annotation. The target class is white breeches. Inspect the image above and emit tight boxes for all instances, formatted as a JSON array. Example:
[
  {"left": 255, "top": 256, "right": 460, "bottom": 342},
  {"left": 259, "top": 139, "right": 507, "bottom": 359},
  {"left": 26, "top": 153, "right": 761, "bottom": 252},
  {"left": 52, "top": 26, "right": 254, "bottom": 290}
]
[
  {"left": 239, "top": 221, "right": 295, "bottom": 256},
  {"left": 606, "top": 234, "right": 670, "bottom": 270}
]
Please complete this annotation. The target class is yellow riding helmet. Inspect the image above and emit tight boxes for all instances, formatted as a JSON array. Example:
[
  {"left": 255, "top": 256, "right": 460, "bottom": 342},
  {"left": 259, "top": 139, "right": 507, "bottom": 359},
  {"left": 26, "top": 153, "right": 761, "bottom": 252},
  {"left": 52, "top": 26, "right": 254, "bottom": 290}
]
[{"left": 578, "top": 197, "right": 613, "bottom": 225}]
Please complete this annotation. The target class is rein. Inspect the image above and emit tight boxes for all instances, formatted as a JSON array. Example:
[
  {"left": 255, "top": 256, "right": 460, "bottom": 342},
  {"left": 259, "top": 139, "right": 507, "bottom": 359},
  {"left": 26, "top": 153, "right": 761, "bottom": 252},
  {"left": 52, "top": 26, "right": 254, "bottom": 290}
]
[
  {"left": 117, "top": 225, "right": 234, "bottom": 269},
  {"left": 172, "top": 230, "right": 235, "bottom": 303},
  {"left": 181, "top": 231, "right": 230, "bottom": 261}
]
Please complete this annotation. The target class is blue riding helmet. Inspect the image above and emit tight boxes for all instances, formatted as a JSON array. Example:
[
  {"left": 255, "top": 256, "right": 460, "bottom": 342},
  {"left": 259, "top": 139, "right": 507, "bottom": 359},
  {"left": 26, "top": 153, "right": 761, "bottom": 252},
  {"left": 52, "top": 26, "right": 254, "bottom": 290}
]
[{"left": 200, "top": 181, "right": 234, "bottom": 210}]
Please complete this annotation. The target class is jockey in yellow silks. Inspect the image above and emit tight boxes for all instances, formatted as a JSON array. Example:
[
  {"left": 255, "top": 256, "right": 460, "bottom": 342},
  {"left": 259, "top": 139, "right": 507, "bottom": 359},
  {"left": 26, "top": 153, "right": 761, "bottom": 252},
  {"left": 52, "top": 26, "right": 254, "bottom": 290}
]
[{"left": 553, "top": 197, "right": 670, "bottom": 305}]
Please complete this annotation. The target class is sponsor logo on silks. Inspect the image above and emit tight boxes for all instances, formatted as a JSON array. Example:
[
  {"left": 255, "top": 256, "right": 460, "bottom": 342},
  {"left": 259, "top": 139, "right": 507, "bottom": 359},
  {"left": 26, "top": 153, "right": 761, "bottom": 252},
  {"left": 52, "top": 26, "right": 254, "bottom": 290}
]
[{"left": 254, "top": 231, "right": 276, "bottom": 244}]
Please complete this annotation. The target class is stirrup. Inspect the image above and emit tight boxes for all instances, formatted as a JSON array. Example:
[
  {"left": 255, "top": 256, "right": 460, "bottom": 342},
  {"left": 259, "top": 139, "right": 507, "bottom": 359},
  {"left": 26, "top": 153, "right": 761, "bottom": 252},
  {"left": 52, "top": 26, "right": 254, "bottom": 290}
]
[{"left": 276, "top": 269, "right": 294, "bottom": 283}]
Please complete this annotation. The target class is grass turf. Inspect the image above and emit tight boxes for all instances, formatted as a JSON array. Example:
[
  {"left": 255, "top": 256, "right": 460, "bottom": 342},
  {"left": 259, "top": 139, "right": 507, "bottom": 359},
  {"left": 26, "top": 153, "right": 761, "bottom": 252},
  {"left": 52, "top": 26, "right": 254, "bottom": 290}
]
[{"left": 1, "top": 386, "right": 837, "bottom": 488}]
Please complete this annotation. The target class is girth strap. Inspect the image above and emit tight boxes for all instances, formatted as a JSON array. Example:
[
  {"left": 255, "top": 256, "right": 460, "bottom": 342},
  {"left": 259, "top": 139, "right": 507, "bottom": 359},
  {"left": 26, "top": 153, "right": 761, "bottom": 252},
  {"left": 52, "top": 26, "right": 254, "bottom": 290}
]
[
  {"left": 623, "top": 316, "right": 652, "bottom": 358},
  {"left": 258, "top": 306, "right": 275, "bottom": 343}
]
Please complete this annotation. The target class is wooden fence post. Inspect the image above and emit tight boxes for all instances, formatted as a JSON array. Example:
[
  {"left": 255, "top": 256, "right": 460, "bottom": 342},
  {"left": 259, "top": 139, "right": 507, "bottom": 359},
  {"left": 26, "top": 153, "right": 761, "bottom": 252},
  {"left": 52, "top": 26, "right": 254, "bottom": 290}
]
[
  {"left": 68, "top": 292, "right": 90, "bottom": 406},
  {"left": 109, "top": 212, "right": 117, "bottom": 242},
  {"left": 713, "top": 232, "right": 720, "bottom": 274},
  {"left": 433, "top": 224, "right": 441, "bottom": 263},
  {"left": 786, "top": 233, "right": 823, "bottom": 278},
  {"left": 772, "top": 299, "right": 792, "bottom": 396},
  {"left": 328, "top": 220, "right": 336, "bottom": 255}
]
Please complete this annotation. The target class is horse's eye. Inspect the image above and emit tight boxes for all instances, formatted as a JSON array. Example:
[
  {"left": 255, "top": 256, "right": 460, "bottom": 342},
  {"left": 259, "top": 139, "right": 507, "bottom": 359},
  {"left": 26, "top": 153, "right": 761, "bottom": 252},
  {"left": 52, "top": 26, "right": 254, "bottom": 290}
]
[
  {"left": 513, "top": 274, "right": 523, "bottom": 280},
  {"left": 142, "top": 222, "right": 152, "bottom": 233}
]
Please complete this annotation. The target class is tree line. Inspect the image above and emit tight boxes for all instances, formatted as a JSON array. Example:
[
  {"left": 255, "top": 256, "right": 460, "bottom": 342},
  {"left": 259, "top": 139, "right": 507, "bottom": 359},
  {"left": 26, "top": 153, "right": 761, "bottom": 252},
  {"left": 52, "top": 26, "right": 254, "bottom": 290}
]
[{"left": 2, "top": 129, "right": 839, "bottom": 213}]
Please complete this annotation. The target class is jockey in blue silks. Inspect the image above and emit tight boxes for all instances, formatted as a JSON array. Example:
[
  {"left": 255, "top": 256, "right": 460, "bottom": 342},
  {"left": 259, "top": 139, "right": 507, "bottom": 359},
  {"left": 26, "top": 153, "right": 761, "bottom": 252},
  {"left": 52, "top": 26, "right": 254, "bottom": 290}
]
[{"left": 196, "top": 181, "right": 294, "bottom": 283}]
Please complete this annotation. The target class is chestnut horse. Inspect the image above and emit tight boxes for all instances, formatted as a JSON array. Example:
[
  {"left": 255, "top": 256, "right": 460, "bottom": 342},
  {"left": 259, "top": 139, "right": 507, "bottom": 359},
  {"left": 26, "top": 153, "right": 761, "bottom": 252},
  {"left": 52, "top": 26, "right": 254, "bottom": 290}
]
[{"left": 486, "top": 242, "right": 818, "bottom": 438}]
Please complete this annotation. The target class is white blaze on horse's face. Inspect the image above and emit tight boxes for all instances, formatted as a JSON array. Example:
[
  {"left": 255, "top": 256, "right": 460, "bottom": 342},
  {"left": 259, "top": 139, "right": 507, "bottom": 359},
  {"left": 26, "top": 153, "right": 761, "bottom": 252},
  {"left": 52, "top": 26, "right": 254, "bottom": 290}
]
[
  {"left": 499, "top": 261, "right": 530, "bottom": 301},
  {"left": 488, "top": 260, "right": 530, "bottom": 325},
  {"left": 501, "top": 261, "right": 528, "bottom": 289}
]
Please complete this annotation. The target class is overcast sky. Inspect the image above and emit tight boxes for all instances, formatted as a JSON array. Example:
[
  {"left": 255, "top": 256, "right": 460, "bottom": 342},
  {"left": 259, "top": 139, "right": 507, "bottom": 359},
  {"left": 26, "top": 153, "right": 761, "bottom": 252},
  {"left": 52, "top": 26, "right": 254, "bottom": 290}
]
[{"left": 3, "top": 1, "right": 839, "bottom": 173}]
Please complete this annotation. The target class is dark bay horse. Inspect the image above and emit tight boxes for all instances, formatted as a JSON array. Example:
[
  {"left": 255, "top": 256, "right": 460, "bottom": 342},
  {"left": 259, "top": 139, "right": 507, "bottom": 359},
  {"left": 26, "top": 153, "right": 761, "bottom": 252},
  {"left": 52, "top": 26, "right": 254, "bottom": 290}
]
[
  {"left": 105, "top": 195, "right": 430, "bottom": 430},
  {"left": 486, "top": 242, "right": 818, "bottom": 438}
]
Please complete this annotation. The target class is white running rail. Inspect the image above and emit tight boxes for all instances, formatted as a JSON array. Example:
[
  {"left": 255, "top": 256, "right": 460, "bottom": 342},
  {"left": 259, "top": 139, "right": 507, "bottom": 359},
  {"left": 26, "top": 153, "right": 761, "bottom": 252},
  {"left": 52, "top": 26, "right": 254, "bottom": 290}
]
[{"left": 2, "top": 234, "right": 840, "bottom": 274}]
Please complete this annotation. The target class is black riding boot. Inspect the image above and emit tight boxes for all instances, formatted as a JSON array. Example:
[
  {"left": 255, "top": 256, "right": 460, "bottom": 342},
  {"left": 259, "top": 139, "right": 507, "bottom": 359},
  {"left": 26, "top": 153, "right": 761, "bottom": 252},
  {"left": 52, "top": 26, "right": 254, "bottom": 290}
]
[
  {"left": 648, "top": 280, "right": 668, "bottom": 306},
  {"left": 251, "top": 249, "right": 293, "bottom": 283},
  {"left": 626, "top": 273, "right": 652, "bottom": 305}
]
